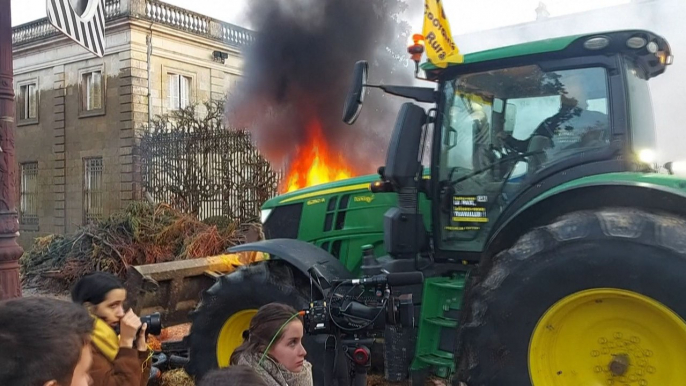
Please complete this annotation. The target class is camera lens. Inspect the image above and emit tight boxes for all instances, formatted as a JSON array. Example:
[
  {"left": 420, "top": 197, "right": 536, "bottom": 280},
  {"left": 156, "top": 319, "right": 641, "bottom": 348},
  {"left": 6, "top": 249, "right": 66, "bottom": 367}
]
[{"left": 139, "top": 312, "right": 162, "bottom": 336}]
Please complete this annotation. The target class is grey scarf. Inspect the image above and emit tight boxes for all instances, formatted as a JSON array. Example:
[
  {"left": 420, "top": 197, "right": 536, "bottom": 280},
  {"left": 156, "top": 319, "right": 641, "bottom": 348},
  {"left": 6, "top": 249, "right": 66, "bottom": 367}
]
[{"left": 236, "top": 352, "right": 313, "bottom": 386}]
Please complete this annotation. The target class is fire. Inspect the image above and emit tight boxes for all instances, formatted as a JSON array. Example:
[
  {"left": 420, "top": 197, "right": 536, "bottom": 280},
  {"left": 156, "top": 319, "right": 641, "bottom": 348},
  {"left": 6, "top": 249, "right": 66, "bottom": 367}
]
[{"left": 281, "top": 119, "right": 353, "bottom": 193}]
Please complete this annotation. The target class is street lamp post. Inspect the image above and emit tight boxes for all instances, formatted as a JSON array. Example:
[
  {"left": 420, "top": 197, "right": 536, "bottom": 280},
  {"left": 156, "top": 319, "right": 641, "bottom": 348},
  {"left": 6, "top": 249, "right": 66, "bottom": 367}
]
[{"left": 0, "top": 0, "right": 25, "bottom": 300}]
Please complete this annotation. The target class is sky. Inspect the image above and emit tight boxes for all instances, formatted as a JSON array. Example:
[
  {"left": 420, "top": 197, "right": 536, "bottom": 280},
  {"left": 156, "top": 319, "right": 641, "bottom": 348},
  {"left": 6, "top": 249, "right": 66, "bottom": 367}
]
[{"left": 12, "top": 0, "right": 632, "bottom": 36}]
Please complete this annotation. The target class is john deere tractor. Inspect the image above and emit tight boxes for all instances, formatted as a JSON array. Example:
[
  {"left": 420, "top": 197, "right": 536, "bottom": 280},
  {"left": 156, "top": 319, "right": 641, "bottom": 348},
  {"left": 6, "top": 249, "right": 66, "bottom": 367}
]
[{"left": 175, "top": 29, "right": 686, "bottom": 385}]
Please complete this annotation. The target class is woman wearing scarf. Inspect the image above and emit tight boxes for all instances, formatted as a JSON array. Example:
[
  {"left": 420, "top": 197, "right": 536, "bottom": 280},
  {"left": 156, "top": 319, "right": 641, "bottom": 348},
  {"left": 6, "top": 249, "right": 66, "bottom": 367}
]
[
  {"left": 229, "top": 303, "right": 313, "bottom": 386},
  {"left": 71, "top": 272, "right": 152, "bottom": 386}
]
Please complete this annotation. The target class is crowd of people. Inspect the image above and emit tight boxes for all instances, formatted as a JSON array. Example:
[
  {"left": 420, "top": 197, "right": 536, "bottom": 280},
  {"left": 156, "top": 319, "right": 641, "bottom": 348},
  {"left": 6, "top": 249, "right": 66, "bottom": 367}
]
[{"left": 0, "top": 272, "right": 312, "bottom": 386}]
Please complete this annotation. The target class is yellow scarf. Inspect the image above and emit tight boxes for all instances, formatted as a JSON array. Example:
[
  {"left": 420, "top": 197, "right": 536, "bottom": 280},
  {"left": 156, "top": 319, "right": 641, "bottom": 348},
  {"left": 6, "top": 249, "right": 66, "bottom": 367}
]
[{"left": 91, "top": 316, "right": 119, "bottom": 362}]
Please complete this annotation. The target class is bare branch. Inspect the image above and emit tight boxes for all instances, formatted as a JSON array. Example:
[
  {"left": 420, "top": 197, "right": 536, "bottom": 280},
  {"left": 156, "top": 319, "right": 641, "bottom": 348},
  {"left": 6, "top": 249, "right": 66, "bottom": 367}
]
[{"left": 139, "top": 97, "right": 283, "bottom": 222}]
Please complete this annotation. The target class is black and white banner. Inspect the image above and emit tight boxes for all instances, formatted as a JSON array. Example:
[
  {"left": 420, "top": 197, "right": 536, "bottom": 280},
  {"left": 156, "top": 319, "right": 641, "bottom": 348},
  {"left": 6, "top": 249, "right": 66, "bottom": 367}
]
[{"left": 46, "top": 0, "right": 106, "bottom": 57}]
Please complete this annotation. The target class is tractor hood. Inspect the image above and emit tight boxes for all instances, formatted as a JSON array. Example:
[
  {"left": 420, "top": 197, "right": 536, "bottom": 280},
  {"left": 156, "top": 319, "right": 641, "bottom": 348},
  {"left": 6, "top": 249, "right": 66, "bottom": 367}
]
[{"left": 262, "top": 173, "right": 381, "bottom": 210}]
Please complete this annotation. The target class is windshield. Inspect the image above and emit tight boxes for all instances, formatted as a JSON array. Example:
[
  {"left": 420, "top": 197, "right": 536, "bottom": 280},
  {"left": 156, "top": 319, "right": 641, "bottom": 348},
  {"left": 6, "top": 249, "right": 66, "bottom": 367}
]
[{"left": 438, "top": 65, "right": 610, "bottom": 251}]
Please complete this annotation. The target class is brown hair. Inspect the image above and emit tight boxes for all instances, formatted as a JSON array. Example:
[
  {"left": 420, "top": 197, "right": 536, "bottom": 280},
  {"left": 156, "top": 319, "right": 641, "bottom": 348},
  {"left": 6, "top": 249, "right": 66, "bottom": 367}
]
[
  {"left": 229, "top": 302, "right": 302, "bottom": 365},
  {"left": 0, "top": 297, "right": 94, "bottom": 386},
  {"left": 198, "top": 365, "right": 268, "bottom": 386}
]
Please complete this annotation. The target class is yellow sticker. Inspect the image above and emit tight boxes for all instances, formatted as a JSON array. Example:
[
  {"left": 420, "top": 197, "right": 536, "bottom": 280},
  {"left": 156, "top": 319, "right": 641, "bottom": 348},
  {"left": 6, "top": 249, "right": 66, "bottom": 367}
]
[{"left": 354, "top": 195, "right": 375, "bottom": 204}]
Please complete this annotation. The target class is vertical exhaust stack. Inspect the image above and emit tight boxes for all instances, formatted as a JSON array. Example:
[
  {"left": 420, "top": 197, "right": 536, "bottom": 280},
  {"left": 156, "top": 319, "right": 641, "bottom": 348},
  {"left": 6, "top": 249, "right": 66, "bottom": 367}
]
[{"left": 226, "top": 0, "right": 415, "bottom": 186}]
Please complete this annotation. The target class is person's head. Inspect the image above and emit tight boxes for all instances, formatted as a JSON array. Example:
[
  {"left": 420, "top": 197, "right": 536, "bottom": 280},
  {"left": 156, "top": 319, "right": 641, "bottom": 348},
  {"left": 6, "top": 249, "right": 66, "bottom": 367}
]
[
  {"left": 560, "top": 75, "right": 591, "bottom": 110},
  {"left": 0, "top": 297, "right": 94, "bottom": 386},
  {"left": 71, "top": 271, "right": 126, "bottom": 327},
  {"left": 198, "top": 365, "right": 268, "bottom": 386},
  {"left": 230, "top": 303, "right": 307, "bottom": 372}
]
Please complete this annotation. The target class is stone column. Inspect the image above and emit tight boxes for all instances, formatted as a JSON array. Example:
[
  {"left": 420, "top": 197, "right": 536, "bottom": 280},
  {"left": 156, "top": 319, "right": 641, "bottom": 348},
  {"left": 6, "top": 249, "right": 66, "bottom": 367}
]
[{"left": 0, "top": 1, "right": 25, "bottom": 300}]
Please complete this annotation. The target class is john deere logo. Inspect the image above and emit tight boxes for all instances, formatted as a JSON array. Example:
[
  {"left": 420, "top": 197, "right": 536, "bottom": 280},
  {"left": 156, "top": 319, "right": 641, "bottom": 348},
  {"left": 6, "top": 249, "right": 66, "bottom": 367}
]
[
  {"left": 354, "top": 195, "right": 374, "bottom": 204},
  {"left": 307, "top": 198, "right": 325, "bottom": 206}
]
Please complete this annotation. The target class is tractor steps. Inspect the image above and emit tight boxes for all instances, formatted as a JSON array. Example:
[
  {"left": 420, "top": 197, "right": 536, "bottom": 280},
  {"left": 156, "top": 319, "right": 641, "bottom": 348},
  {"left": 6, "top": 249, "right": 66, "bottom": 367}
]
[
  {"left": 425, "top": 316, "right": 459, "bottom": 328},
  {"left": 410, "top": 274, "right": 467, "bottom": 380},
  {"left": 414, "top": 353, "right": 454, "bottom": 367}
]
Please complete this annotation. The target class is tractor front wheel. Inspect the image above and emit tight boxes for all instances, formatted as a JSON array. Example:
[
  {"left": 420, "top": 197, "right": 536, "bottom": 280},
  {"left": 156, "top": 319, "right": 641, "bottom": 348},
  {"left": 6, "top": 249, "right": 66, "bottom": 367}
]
[
  {"left": 184, "top": 260, "right": 344, "bottom": 385},
  {"left": 459, "top": 208, "right": 686, "bottom": 386}
]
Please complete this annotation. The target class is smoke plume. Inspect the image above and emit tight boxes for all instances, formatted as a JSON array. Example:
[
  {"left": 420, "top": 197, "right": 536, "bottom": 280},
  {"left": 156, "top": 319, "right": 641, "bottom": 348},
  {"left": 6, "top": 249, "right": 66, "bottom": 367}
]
[{"left": 226, "top": 0, "right": 415, "bottom": 175}]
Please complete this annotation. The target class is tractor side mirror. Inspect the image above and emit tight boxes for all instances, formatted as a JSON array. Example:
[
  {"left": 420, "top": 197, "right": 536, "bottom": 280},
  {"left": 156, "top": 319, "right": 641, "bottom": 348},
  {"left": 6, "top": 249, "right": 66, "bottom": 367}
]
[
  {"left": 385, "top": 103, "right": 427, "bottom": 189},
  {"left": 505, "top": 103, "right": 517, "bottom": 134},
  {"left": 342, "top": 61, "right": 369, "bottom": 125}
]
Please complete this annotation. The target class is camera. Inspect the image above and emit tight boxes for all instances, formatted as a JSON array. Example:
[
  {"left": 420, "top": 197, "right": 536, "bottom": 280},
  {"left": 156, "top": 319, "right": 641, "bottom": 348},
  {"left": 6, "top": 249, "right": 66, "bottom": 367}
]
[
  {"left": 115, "top": 311, "right": 162, "bottom": 337},
  {"left": 301, "top": 271, "right": 423, "bottom": 385},
  {"left": 140, "top": 312, "right": 162, "bottom": 336},
  {"left": 303, "top": 272, "right": 423, "bottom": 336}
]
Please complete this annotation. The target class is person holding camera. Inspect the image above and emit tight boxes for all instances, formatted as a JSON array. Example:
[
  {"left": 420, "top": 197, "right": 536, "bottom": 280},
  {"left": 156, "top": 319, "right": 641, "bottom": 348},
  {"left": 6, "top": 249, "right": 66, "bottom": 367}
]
[
  {"left": 230, "top": 303, "right": 312, "bottom": 386},
  {"left": 71, "top": 271, "right": 152, "bottom": 386}
]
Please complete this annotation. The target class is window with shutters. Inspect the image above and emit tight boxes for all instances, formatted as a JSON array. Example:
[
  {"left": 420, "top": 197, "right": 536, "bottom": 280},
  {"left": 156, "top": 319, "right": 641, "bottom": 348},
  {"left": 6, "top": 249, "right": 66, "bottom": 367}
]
[
  {"left": 16, "top": 79, "right": 38, "bottom": 126},
  {"left": 168, "top": 73, "right": 192, "bottom": 110},
  {"left": 79, "top": 65, "right": 105, "bottom": 117},
  {"left": 20, "top": 162, "right": 39, "bottom": 229},
  {"left": 83, "top": 158, "right": 103, "bottom": 224}
]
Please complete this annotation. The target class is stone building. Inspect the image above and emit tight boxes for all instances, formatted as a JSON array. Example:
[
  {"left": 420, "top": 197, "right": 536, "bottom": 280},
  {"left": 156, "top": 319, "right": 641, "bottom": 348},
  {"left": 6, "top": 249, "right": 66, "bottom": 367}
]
[{"left": 11, "top": 0, "right": 253, "bottom": 248}]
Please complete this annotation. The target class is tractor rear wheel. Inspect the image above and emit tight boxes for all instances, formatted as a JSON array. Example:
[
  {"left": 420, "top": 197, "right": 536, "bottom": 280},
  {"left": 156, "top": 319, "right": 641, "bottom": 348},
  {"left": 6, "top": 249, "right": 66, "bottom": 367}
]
[
  {"left": 184, "top": 260, "right": 344, "bottom": 385},
  {"left": 458, "top": 208, "right": 686, "bottom": 386}
]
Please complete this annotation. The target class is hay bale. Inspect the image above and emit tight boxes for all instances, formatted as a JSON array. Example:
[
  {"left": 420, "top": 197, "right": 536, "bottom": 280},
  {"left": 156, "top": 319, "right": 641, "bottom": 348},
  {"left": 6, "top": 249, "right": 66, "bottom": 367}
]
[{"left": 160, "top": 369, "right": 195, "bottom": 386}]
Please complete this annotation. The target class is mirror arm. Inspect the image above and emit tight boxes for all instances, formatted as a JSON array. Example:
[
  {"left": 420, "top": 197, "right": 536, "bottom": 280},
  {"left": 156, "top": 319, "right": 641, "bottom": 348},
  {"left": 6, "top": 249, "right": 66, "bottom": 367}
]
[{"left": 366, "top": 84, "right": 437, "bottom": 103}]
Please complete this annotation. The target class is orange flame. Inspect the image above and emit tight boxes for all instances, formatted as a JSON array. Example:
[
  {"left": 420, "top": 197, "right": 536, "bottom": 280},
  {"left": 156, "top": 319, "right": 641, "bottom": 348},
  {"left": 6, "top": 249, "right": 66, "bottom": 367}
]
[{"left": 281, "top": 119, "right": 353, "bottom": 193}]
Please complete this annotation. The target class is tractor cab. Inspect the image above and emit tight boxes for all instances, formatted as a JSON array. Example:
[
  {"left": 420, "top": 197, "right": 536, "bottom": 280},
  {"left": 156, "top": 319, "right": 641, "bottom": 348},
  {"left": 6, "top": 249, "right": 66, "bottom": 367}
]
[{"left": 344, "top": 29, "right": 673, "bottom": 261}]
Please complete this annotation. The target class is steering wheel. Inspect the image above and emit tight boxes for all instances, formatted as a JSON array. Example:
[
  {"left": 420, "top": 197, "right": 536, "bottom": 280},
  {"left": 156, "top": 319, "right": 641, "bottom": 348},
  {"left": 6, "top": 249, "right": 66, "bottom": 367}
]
[{"left": 449, "top": 150, "right": 545, "bottom": 187}]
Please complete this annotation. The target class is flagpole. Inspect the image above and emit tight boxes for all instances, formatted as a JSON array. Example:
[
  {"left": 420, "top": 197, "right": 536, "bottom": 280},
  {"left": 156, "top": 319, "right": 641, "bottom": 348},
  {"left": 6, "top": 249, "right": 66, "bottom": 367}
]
[{"left": 0, "top": 0, "right": 25, "bottom": 300}]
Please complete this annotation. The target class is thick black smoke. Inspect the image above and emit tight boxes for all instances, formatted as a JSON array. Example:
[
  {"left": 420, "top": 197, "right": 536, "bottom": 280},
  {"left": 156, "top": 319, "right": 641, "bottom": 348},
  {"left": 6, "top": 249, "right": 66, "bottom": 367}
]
[{"left": 227, "top": 0, "right": 416, "bottom": 175}]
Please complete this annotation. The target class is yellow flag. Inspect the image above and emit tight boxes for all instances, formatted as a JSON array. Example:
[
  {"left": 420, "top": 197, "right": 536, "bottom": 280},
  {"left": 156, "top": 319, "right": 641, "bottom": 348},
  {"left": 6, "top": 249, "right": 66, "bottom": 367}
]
[{"left": 422, "top": 0, "right": 464, "bottom": 67}]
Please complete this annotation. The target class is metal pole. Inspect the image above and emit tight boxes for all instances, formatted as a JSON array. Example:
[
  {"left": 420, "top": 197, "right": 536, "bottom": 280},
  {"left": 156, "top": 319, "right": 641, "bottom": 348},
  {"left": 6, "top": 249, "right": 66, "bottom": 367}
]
[{"left": 0, "top": 0, "right": 25, "bottom": 300}]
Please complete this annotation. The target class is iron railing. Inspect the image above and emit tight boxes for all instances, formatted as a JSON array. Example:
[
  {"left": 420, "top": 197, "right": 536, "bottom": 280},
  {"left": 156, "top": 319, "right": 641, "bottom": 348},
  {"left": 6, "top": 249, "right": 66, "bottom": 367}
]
[
  {"left": 19, "top": 162, "right": 39, "bottom": 226},
  {"left": 140, "top": 128, "right": 282, "bottom": 223}
]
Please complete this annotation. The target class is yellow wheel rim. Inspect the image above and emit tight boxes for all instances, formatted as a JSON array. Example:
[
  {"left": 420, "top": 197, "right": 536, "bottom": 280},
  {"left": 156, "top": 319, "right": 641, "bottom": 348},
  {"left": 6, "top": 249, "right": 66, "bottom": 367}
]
[
  {"left": 529, "top": 288, "right": 686, "bottom": 385},
  {"left": 216, "top": 309, "right": 258, "bottom": 367}
]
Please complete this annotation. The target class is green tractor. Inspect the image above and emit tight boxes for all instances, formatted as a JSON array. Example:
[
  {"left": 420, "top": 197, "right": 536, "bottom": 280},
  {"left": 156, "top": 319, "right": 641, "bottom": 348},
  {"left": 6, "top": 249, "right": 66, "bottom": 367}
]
[{"left": 181, "top": 29, "right": 686, "bottom": 385}]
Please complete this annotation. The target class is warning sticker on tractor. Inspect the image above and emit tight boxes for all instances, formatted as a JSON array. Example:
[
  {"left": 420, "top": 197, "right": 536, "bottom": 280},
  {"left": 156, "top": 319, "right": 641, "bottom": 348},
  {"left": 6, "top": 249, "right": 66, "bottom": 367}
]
[{"left": 452, "top": 195, "right": 488, "bottom": 223}]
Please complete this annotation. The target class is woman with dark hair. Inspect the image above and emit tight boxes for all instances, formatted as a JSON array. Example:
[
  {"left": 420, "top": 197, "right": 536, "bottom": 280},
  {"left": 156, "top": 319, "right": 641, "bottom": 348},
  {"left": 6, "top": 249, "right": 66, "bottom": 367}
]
[
  {"left": 71, "top": 271, "right": 152, "bottom": 386},
  {"left": 230, "top": 303, "right": 313, "bottom": 386},
  {"left": 198, "top": 365, "right": 267, "bottom": 386}
]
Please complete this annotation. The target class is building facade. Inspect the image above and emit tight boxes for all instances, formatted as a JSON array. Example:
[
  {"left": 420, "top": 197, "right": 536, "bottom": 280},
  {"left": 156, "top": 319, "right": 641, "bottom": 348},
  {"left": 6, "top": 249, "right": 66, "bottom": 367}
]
[{"left": 12, "top": 0, "right": 253, "bottom": 248}]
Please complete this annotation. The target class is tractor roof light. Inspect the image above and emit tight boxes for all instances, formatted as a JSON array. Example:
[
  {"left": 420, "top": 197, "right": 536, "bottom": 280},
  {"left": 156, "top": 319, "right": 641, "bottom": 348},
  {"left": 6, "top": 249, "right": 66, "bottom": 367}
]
[
  {"left": 657, "top": 51, "right": 674, "bottom": 65},
  {"left": 646, "top": 41, "right": 659, "bottom": 53},
  {"left": 584, "top": 36, "right": 610, "bottom": 50},
  {"left": 626, "top": 36, "right": 647, "bottom": 49}
]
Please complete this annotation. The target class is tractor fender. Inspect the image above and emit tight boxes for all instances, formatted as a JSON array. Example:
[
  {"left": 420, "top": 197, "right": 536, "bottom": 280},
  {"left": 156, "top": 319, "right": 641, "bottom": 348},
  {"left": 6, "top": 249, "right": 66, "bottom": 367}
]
[
  {"left": 486, "top": 179, "right": 686, "bottom": 260},
  {"left": 228, "top": 238, "right": 355, "bottom": 292}
]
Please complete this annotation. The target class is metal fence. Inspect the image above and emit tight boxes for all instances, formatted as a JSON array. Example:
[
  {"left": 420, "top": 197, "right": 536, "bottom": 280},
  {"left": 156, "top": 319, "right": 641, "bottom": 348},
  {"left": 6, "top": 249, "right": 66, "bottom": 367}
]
[{"left": 140, "top": 128, "right": 283, "bottom": 223}]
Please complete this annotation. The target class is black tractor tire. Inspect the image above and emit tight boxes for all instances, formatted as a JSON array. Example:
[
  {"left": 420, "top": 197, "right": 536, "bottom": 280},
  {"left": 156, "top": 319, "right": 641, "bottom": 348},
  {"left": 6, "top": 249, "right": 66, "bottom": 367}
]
[
  {"left": 184, "top": 260, "right": 346, "bottom": 385},
  {"left": 457, "top": 208, "right": 686, "bottom": 386}
]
